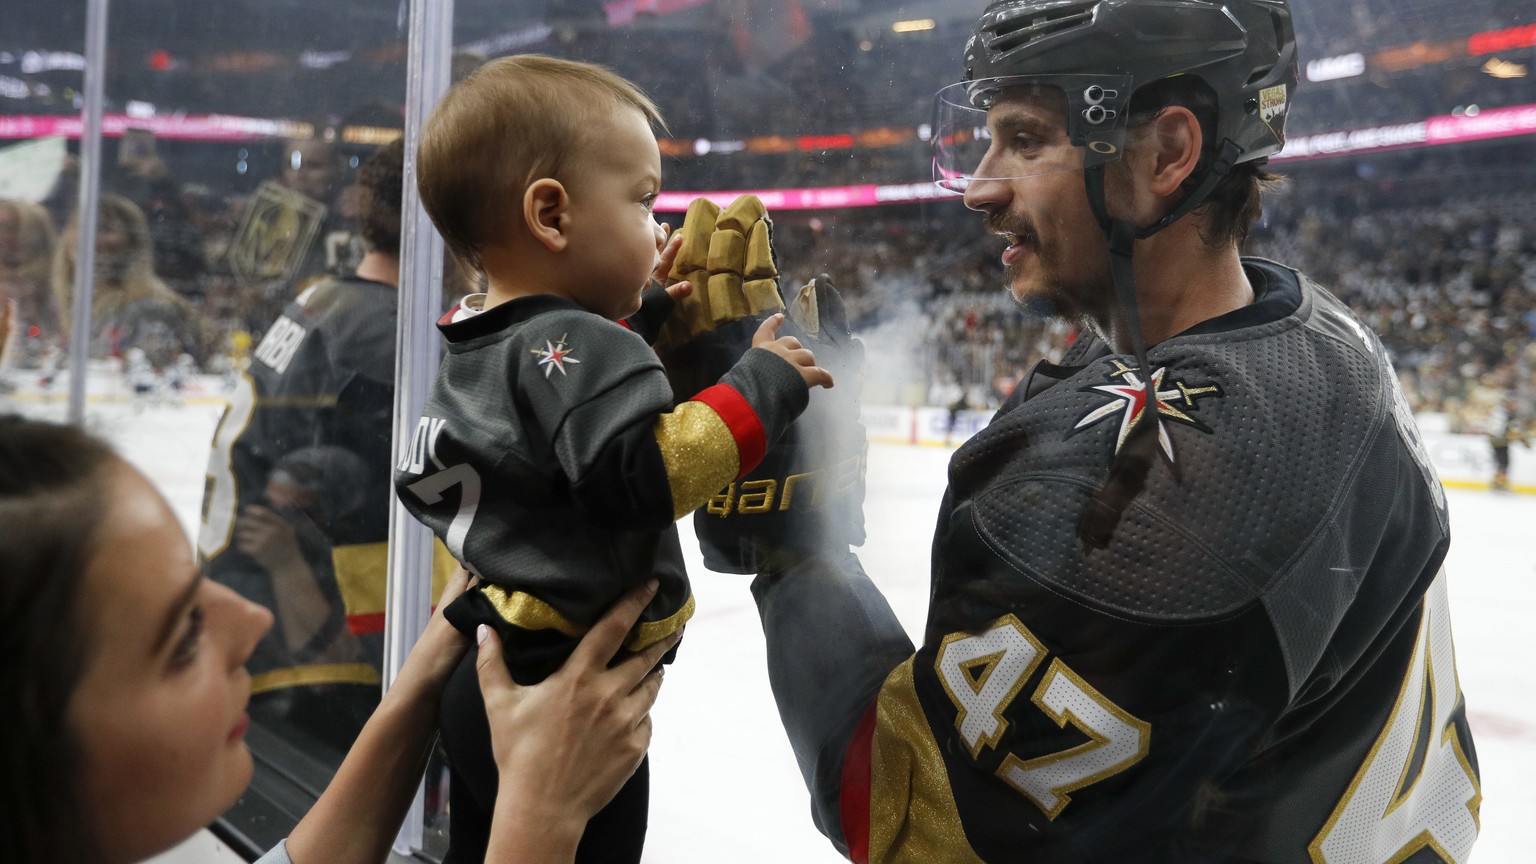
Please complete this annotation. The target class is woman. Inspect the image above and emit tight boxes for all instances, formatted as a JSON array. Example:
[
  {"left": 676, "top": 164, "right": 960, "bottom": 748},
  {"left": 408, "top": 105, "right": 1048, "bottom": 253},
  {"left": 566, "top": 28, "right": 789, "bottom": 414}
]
[
  {"left": 51, "top": 193, "right": 204, "bottom": 367},
  {"left": 0, "top": 413, "right": 675, "bottom": 864},
  {"left": 0, "top": 197, "right": 57, "bottom": 368}
]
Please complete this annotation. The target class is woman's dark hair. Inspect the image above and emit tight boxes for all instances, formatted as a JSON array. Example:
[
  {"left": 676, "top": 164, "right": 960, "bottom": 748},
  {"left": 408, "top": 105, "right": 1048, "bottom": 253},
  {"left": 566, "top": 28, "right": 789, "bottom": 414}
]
[{"left": 0, "top": 414, "right": 118, "bottom": 863}]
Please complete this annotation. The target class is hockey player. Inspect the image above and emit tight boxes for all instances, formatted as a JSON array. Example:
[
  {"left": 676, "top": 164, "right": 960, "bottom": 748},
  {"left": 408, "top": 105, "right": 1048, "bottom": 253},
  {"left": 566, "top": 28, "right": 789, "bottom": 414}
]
[
  {"left": 198, "top": 139, "right": 426, "bottom": 751},
  {"left": 394, "top": 55, "right": 829, "bottom": 864},
  {"left": 709, "top": 2, "right": 1483, "bottom": 861}
]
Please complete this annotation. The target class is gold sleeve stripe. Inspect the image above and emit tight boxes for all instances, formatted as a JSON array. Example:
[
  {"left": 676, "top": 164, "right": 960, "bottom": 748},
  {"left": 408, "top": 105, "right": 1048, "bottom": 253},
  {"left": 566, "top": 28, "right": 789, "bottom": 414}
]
[
  {"left": 627, "top": 591, "right": 695, "bottom": 651},
  {"left": 867, "top": 658, "right": 985, "bottom": 864},
  {"left": 333, "top": 542, "right": 388, "bottom": 617},
  {"left": 332, "top": 538, "right": 457, "bottom": 618},
  {"left": 480, "top": 584, "right": 695, "bottom": 652},
  {"left": 654, "top": 401, "right": 742, "bottom": 520},
  {"left": 251, "top": 662, "right": 380, "bottom": 694}
]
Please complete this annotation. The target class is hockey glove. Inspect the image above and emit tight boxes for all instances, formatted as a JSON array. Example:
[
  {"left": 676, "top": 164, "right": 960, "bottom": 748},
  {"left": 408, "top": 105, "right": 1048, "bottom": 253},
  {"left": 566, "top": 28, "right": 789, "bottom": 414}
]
[
  {"left": 691, "top": 276, "right": 868, "bottom": 574},
  {"left": 652, "top": 195, "right": 784, "bottom": 356}
]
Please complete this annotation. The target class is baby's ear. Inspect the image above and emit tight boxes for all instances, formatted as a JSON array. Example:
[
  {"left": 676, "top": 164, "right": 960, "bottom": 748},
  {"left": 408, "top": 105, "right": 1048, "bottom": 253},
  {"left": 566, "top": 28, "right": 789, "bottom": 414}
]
[{"left": 523, "top": 178, "right": 570, "bottom": 252}]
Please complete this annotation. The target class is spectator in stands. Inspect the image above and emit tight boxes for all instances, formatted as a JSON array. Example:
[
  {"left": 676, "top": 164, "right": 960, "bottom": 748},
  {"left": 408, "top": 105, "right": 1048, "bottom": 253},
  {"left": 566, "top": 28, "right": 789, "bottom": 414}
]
[
  {"left": 51, "top": 193, "right": 204, "bottom": 369},
  {"left": 0, "top": 198, "right": 57, "bottom": 368},
  {"left": 0, "top": 412, "right": 673, "bottom": 864},
  {"left": 111, "top": 129, "right": 207, "bottom": 302}
]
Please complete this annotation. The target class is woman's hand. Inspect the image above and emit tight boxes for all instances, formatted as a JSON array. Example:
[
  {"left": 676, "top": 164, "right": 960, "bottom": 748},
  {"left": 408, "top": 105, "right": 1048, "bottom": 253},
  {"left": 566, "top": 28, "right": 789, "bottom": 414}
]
[{"left": 478, "top": 579, "right": 680, "bottom": 859}]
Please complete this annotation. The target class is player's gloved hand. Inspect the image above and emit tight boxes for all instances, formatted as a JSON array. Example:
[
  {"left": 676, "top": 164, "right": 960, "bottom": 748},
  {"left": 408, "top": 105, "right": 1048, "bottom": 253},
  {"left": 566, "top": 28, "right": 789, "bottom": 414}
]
[
  {"left": 690, "top": 276, "right": 868, "bottom": 575},
  {"left": 652, "top": 195, "right": 784, "bottom": 356}
]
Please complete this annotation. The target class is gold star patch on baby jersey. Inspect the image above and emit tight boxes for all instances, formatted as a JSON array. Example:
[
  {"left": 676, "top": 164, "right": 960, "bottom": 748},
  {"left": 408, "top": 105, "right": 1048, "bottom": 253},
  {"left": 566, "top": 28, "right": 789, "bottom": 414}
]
[
  {"left": 1070, "top": 360, "right": 1223, "bottom": 464},
  {"left": 531, "top": 333, "right": 581, "bottom": 378}
]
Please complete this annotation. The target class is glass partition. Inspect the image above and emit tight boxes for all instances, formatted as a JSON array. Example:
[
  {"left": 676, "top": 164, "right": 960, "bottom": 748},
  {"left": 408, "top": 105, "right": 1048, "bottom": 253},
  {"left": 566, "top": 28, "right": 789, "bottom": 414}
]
[{"left": 2, "top": 1, "right": 1533, "bottom": 861}]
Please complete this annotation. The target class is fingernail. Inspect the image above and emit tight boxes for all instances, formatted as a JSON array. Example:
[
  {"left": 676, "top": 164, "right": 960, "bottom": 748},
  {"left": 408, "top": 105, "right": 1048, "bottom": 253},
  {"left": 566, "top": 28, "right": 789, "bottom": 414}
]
[
  {"left": 645, "top": 578, "right": 660, "bottom": 594},
  {"left": 477, "top": 624, "right": 490, "bottom": 645}
]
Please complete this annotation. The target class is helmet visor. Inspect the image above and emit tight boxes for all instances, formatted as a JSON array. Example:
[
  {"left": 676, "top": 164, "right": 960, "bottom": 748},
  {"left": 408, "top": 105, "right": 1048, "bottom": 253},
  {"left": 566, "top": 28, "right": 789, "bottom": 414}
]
[{"left": 932, "top": 75, "right": 1134, "bottom": 193}]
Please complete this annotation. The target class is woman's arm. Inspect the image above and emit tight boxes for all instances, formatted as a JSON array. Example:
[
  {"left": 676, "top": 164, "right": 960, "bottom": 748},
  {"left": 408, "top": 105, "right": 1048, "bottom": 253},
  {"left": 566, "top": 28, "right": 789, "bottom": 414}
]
[
  {"left": 282, "top": 566, "right": 472, "bottom": 864},
  {"left": 479, "top": 581, "right": 678, "bottom": 863},
  {"left": 282, "top": 573, "right": 675, "bottom": 864}
]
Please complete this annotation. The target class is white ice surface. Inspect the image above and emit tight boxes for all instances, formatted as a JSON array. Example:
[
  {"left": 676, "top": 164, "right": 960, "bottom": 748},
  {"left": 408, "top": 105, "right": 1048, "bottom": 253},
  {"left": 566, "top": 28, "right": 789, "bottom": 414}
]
[{"left": 86, "top": 400, "right": 1534, "bottom": 863}]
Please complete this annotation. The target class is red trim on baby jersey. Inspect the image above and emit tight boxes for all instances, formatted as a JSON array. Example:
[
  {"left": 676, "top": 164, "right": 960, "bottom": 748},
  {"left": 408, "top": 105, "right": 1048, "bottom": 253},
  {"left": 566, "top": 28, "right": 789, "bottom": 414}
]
[
  {"left": 617, "top": 319, "right": 634, "bottom": 331},
  {"left": 692, "top": 383, "right": 766, "bottom": 478},
  {"left": 348, "top": 612, "right": 386, "bottom": 635},
  {"left": 840, "top": 702, "right": 878, "bottom": 864}
]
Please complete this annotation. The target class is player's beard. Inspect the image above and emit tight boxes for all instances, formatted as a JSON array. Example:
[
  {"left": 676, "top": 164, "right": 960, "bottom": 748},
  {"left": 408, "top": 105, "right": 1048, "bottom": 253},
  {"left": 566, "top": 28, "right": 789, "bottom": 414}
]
[{"left": 986, "top": 211, "right": 1108, "bottom": 332}]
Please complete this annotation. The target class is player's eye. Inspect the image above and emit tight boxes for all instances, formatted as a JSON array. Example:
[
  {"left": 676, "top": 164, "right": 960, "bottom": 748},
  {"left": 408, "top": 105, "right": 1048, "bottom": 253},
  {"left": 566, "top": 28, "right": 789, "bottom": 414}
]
[{"left": 1009, "top": 133, "right": 1043, "bottom": 154}]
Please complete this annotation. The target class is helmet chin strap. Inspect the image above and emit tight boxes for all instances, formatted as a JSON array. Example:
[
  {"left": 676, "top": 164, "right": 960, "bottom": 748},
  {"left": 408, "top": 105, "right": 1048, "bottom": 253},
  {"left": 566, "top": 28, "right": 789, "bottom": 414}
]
[{"left": 1076, "top": 140, "right": 1240, "bottom": 549}]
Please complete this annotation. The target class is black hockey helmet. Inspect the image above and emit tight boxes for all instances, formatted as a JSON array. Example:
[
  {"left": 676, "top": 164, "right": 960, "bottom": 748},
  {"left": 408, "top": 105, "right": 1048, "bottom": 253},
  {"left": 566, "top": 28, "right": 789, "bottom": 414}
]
[{"left": 934, "top": 0, "right": 1298, "bottom": 190}]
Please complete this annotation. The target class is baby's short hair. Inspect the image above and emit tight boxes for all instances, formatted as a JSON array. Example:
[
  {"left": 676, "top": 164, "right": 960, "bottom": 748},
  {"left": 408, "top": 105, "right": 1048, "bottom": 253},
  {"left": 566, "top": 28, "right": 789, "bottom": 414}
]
[{"left": 418, "top": 54, "right": 663, "bottom": 271}]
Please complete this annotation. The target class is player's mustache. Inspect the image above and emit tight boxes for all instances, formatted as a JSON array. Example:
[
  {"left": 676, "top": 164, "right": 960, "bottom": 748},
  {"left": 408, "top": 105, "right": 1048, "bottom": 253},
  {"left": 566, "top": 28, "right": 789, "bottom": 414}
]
[{"left": 983, "top": 212, "right": 1037, "bottom": 246}]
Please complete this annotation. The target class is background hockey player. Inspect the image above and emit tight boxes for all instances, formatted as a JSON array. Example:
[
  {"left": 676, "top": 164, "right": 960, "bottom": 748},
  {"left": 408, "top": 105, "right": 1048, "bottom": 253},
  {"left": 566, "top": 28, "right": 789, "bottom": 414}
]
[
  {"left": 696, "top": 1, "right": 1484, "bottom": 861},
  {"left": 198, "top": 139, "right": 438, "bottom": 752}
]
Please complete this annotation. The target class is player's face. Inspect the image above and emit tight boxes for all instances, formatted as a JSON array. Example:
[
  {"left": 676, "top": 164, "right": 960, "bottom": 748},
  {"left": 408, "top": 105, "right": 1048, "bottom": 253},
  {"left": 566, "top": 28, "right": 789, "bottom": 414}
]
[
  {"left": 562, "top": 106, "right": 667, "bottom": 321},
  {"left": 962, "top": 88, "right": 1115, "bottom": 326},
  {"left": 68, "top": 462, "right": 272, "bottom": 864}
]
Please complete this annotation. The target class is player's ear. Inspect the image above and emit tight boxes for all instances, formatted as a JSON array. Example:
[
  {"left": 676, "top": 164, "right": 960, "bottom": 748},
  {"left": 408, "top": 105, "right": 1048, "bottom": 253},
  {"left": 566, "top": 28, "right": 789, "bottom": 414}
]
[
  {"left": 1142, "top": 105, "right": 1202, "bottom": 199},
  {"left": 524, "top": 178, "right": 570, "bottom": 253}
]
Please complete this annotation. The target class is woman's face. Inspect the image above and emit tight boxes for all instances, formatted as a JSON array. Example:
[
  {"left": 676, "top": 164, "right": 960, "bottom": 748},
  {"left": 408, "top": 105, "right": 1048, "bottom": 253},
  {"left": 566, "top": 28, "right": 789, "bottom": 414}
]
[{"left": 67, "top": 463, "right": 272, "bottom": 864}]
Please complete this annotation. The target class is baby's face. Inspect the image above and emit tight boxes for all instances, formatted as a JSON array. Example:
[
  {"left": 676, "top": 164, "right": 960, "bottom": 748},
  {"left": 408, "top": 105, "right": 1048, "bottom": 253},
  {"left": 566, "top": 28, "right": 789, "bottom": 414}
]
[{"left": 559, "top": 106, "right": 667, "bottom": 321}]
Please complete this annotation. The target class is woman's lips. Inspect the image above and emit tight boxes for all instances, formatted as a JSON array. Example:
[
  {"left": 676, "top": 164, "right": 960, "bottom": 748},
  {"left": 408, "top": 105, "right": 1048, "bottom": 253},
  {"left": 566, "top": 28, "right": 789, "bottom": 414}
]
[{"left": 228, "top": 711, "right": 250, "bottom": 743}]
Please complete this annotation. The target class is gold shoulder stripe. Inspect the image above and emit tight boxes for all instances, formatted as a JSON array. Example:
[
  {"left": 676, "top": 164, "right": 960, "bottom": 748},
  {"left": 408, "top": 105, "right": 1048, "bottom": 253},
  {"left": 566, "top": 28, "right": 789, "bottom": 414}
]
[
  {"left": 654, "top": 401, "right": 742, "bottom": 519},
  {"left": 251, "top": 662, "right": 380, "bottom": 694},
  {"left": 868, "top": 658, "right": 985, "bottom": 864}
]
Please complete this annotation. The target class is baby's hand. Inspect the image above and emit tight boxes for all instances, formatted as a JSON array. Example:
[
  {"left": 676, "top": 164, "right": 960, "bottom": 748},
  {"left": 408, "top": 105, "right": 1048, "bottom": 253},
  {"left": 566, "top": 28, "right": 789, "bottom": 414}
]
[{"left": 752, "top": 313, "right": 833, "bottom": 390}]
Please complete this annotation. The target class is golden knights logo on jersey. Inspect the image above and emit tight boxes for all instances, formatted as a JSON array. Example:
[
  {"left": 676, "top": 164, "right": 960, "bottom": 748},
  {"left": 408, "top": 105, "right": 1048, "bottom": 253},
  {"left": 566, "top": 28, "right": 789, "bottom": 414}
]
[{"left": 1068, "top": 359, "right": 1224, "bottom": 463}]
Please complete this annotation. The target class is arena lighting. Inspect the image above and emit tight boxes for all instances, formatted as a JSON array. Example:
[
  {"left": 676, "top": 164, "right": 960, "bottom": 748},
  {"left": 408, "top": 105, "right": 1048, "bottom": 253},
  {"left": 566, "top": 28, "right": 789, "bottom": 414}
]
[
  {"left": 1484, "top": 58, "right": 1529, "bottom": 79},
  {"left": 892, "top": 19, "right": 937, "bottom": 33},
  {"left": 797, "top": 133, "right": 856, "bottom": 150},
  {"left": 1468, "top": 22, "right": 1536, "bottom": 56},
  {"left": 1305, "top": 53, "right": 1366, "bottom": 83},
  {"left": 0, "top": 113, "right": 313, "bottom": 141},
  {"left": 652, "top": 181, "right": 959, "bottom": 212},
  {"left": 342, "top": 125, "right": 402, "bottom": 145},
  {"left": 1373, "top": 40, "right": 1460, "bottom": 73},
  {"left": 19, "top": 51, "right": 86, "bottom": 73}
]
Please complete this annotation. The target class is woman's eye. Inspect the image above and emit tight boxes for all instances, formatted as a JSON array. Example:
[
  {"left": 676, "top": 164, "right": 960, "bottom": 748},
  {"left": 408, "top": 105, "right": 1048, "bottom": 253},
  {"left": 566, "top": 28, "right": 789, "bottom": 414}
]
[{"left": 172, "top": 605, "right": 204, "bottom": 667}]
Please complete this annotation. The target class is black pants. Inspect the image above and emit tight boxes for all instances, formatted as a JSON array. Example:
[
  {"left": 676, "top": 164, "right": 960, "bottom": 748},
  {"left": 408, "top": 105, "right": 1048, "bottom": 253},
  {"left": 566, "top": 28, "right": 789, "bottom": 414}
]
[{"left": 438, "top": 651, "right": 650, "bottom": 864}]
